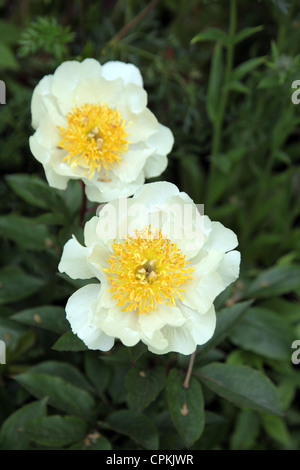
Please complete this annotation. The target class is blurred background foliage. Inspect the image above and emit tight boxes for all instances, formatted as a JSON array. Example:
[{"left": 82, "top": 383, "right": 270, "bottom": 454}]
[{"left": 0, "top": 0, "right": 300, "bottom": 451}]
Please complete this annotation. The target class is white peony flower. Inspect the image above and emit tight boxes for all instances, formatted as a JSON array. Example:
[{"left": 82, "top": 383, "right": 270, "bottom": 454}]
[
  {"left": 29, "top": 59, "right": 174, "bottom": 202},
  {"left": 58, "top": 182, "right": 241, "bottom": 355}
]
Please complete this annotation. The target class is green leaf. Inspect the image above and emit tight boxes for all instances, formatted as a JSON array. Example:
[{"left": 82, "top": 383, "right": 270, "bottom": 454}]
[
  {"left": 224, "top": 80, "right": 249, "bottom": 94},
  {"left": 11, "top": 305, "right": 69, "bottom": 335},
  {"left": 167, "top": 369, "right": 205, "bottom": 447},
  {"left": 229, "top": 307, "right": 294, "bottom": 360},
  {"left": 0, "top": 214, "right": 52, "bottom": 251},
  {"left": 207, "top": 42, "right": 223, "bottom": 123},
  {"left": 0, "top": 266, "right": 45, "bottom": 305},
  {"left": 9, "top": 328, "right": 36, "bottom": 362},
  {"left": 191, "top": 27, "right": 228, "bottom": 46},
  {"left": 261, "top": 414, "right": 290, "bottom": 446},
  {"left": 6, "top": 174, "right": 67, "bottom": 214},
  {"left": 196, "top": 300, "right": 253, "bottom": 358},
  {"left": 52, "top": 330, "right": 88, "bottom": 351},
  {"left": 15, "top": 372, "right": 96, "bottom": 420},
  {"left": 230, "top": 409, "right": 260, "bottom": 450},
  {"left": 231, "top": 56, "right": 266, "bottom": 81},
  {"left": 233, "top": 25, "right": 264, "bottom": 44},
  {"left": 0, "top": 399, "right": 47, "bottom": 450},
  {"left": 0, "top": 43, "right": 19, "bottom": 70},
  {"left": 0, "top": 317, "right": 28, "bottom": 353},
  {"left": 106, "top": 410, "right": 159, "bottom": 450},
  {"left": 245, "top": 265, "right": 300, "bottom": 298},
  {"left": 196, "top": 363, "right": 282, "bottom": 415},
  {"left": 21, "top": 415, "right": 88, "bottom": 447},
  {"left": 84, "top": 351, "right": 111, "bottom": 394},
  {"left": 128, "top": 341, "right": 148, "bottom": 365},
  {"left": 126, "top": 367, "right": 166, "bottom": 412},
  {"left": 69, "top": 431, "right": 112, "bottom": 450},
  {"left": 30, "top": 360, "right": 95, "bottom": 394}
]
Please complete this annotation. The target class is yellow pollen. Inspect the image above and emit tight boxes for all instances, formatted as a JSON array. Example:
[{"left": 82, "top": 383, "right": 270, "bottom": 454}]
[
  {"left": 57, "top": 103, "right": 129, "bottom": 178},
  {"left": 103, "top": 226, "right": 194, "bottom": 315}
]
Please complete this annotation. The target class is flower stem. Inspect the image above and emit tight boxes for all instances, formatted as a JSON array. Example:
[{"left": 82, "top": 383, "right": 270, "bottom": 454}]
[
  {"left": 109, "top": 0, "right": 161, "bottom": 46},
  {"left": 79, "top": 180, "right": 87, "bottom": 226},
  {"left": 183, "top": 350, "right": 196, "bottom": 389}
]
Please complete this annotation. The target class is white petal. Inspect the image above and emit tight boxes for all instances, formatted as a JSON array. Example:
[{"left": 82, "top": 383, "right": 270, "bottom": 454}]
[
  {"left": 33, "top": 114, "right": 60, "bottom": 149},
  {"left": 141, "top": 329, "right": 169, "bottom": 352},
  {"left": 204, "top": 221, "right": 238, "bottom": 253},
  {"left": 138, "top": 304, "right": 185, "bottom": 333},
  {"left": 100, "top": 307, "right": 140, "bottom": 347},
  {"left": 146, "top": 123, "right": 174, "bottom": 157},
  {"left": 124, "top": 83, "right": 147, "bottom": 113},
  {"left": 29, "top": 134, "right": 51, "bottom": 165},
  {"left": 101, "top": 61, "right": 143, "bottom": 87},
  {"left": 73, "top": 76, "right": 123, "bottom": 109},
  {"left": 218, "top": 250, "right": 241, "bottom": 287},
  {"left": 51, "top": 59, "right": 102, "bottom": 114},
  {"left": 65, "top": 283, "right": 115, "bottom": 351},
  {"left": 132, "top": 181, "right": 180, "bottom": 208},
  {"left": 181, "top": 267, "right": 224, "bottom": 314},
  {"left": 131, "top": 108, "right": 159, "bottom": 141},
  {"left": 143, "top": 153, "right": 168, "bottom": 179},
  {"left": 111, "top": 148, "right": 153, "bottom": 183},
  {"left": 58, "top": 236, "right": 94, "bottom": 279},
  {"left": 150, "top": 324, "right": 196, "bottom": 355},
  {"left": 83, "top": 171, "right": 144, "bottom": 203},
  {"left": 66, "top": 283, "right": 100, "bottom": 333},
  {"left": 31, "top": 74, "right": 54, "bottom": 128},
  {"left": 88, "top": 243, "right": 112, "bottom": 273},
  {"left": 84, "top": 216, "right": 100, "bottom": 246},
  {"left": 43, "top": 163, "right": 69, "bottom": 190},
  {"left": 180, "top": 303, "right": 216, "bottom": 346}
]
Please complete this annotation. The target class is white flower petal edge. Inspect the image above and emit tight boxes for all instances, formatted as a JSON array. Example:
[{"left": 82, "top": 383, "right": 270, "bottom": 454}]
[
  {"left": 65, "top": 283, "right": 115, "bottom": 351},
  {"left": 30, "top": 59, "right": 174, "bottom": 202},
  {"left": 59, "top": 181, "right": 241, "bottom": 355}
]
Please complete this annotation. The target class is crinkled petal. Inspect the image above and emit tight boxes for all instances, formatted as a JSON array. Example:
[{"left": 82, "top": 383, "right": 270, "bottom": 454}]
[
  {"left": 138, "top": 304, "right": 185, "bottom": 333},
  {"left": 51, "top": 59, "right": 102, "bottom": 114},
  {"left": 146, "top": 124, "right": 174, "bottom": 158},
  {"left": 101, "top": 61, "right": 143, "bottom": 87},
  {"left": 100, "top": 306, "right": 140, "bottom": 347},
  {"left": 83, "top": 171, "right": 145, "bottom": 203},
  {"left": 149, "top": 324, "right": 196, "bottom": 355},
  {"left": 181, "top": 303, "right": 216, "bottom": 346}
]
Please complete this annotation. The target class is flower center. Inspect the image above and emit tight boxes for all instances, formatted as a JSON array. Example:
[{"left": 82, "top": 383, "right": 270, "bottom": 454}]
[
  {"left": 103, "top": 226, "right": 194, "bottom": 315},
  {"left": 57, "top": 103, "right": 129, "bottom": 178}
]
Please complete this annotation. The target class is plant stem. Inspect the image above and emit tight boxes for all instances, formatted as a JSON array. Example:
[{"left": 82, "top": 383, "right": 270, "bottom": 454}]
[
  {"left": 79, "top": 180, "right": 87, "bottom": 226},
  {"left": 183, "top": 350, "right": 196, "bottom": 389},
  {"left": 109, "top": 0, "right": 161, "bottom": 46}
]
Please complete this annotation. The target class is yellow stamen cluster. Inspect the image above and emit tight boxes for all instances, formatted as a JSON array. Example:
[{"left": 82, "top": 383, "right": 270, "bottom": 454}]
[
  {"left": 103, "top": 226, "right": 194, "bottom": 315},
  {"left": 57, "top": 103, "right": 129, "bottom": 178}
]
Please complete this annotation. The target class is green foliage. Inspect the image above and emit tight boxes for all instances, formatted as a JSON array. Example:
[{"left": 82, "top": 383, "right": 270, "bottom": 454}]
[
  {"left": 0, "top": 0, "right": 300, "bottom": 451},
  {"left": 18, "top": 16, "right": 74, "bottom": 61}
]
